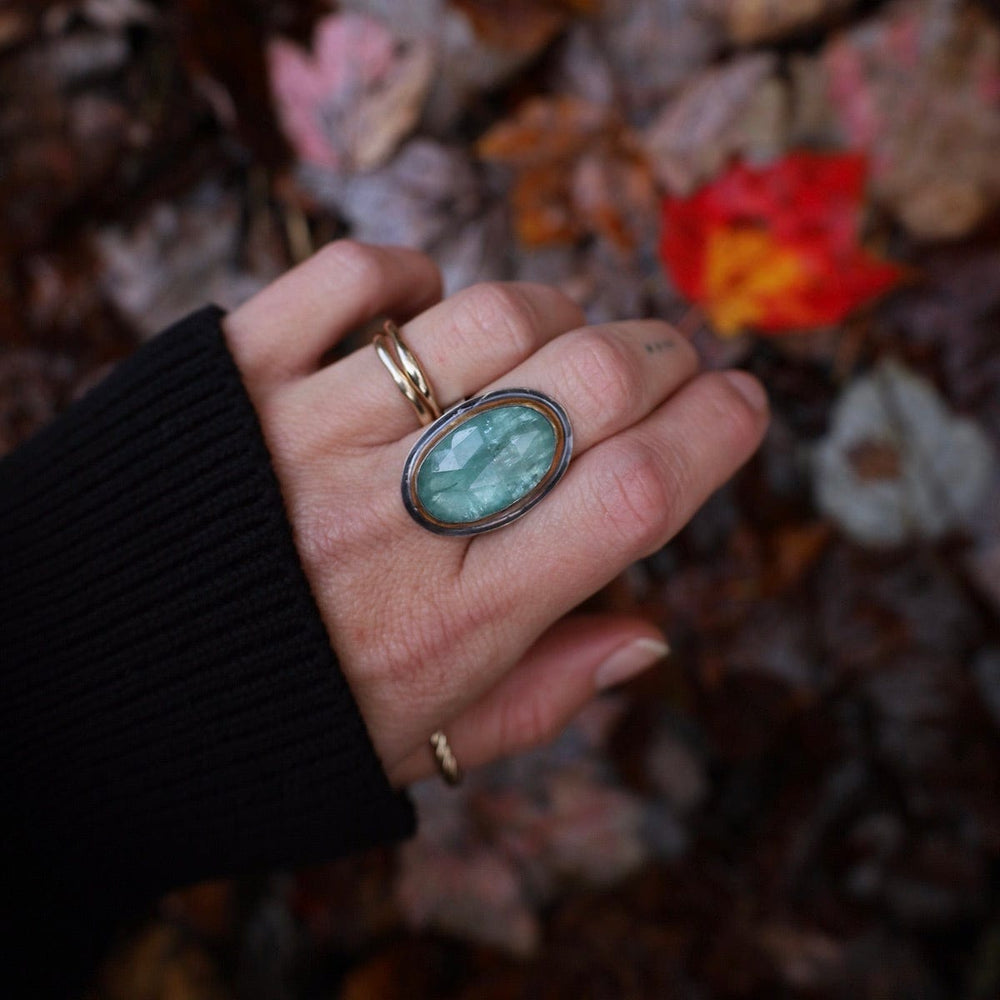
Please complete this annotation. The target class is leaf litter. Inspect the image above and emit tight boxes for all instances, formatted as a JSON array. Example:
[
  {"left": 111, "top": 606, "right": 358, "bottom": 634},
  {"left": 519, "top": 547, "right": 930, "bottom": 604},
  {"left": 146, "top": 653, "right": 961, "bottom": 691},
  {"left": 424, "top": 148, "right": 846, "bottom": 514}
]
[{"left": 1, "top": 0, "right": 1000, "bottom": 997}]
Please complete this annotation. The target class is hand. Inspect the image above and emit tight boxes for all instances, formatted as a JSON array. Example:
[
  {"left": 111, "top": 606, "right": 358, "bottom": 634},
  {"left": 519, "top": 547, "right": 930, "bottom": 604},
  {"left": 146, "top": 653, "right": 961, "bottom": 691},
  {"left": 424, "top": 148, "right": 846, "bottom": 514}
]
[{"left": 222, "top": 241, "right": 769, "bottom": 785}]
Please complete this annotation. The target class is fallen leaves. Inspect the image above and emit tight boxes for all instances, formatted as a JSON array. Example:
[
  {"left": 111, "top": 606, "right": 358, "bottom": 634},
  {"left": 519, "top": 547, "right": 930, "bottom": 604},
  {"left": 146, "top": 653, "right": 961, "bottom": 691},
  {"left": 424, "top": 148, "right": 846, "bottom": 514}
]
[
  {"left": 6, "top": 1, "right": 1000, "bottom": 997},
  {"left": 642, "top": 52, "right": 783, "bottom": 196},
  {"left": 756, "top": 923, "right": 843, "bottom": 990},
  {"left": 394, "top": 698, "right": 663, "bottom": 956},
  {"left": 98, "top": 924, "right": 227, "bottom": 1000},
  {"left": 700, "top": 0, "right": 856, "bottom": 45},
  {"left": 813, "top": 359, "right": 997, "bottom": 546},
  {"left": 477, "top": 95, "right": 656, "bottom": 250},
  {"left": 821, "top": 0, "right": 1000, "bottom": 240},
  {"left": 267, "top": 13, "right": 434, "bottom": 172},
  {"left": 308, "top": 138, "right": 507, "bottom": 294},
  {"left": 595, "top": 0, "right": 723, "bottom": 112},
  {"left": 450, "top": 0, "right": 596, "bottom": 54},
  {"left": 95, "top": 181, "right": 278, "bottom": 337},
  {"left": 659, "top": 151, "right": 903, "bottom": 334}
]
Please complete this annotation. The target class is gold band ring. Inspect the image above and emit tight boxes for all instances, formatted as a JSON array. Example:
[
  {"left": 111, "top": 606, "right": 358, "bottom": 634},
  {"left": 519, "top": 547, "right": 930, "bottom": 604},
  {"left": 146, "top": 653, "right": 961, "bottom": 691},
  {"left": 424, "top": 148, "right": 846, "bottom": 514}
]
[
  {"left": 373, "top": 320, "right": 442, "bottom": 426},
  {"left": 429, "top": 730, "right": 462, "bottom": 785}
]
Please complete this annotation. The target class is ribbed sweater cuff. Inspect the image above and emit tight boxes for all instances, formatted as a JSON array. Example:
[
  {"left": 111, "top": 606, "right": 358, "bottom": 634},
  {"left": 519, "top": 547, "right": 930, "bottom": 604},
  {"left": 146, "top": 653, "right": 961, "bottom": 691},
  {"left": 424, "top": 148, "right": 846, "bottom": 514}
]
[{"left": 0, "top": 306, "right": 415, "bottom": 902}]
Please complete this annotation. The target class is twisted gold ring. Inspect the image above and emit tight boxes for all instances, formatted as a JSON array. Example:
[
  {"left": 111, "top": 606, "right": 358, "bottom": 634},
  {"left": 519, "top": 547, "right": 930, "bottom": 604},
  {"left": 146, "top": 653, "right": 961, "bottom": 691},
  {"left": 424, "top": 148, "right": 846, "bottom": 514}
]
[{"left": 429, "top": 730, "right": 462, "bottom": 785}]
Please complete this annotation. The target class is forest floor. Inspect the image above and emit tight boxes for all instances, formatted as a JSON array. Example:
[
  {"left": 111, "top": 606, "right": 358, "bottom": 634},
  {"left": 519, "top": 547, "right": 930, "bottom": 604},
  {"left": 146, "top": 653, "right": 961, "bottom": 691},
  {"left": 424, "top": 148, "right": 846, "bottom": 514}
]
[{"left": 3, "top": 1, "right": 1000, "bottom": 997}]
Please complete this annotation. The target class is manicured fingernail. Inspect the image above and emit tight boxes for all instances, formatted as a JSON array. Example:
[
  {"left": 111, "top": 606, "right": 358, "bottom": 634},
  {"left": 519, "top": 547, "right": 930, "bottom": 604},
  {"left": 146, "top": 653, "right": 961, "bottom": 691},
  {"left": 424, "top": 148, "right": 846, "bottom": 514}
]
[
  {"left": 722, "top": 370, "right": 769, "bottom": 413},
  {"left": 595, "top": 637, "right": 670, "bottom": 691}
]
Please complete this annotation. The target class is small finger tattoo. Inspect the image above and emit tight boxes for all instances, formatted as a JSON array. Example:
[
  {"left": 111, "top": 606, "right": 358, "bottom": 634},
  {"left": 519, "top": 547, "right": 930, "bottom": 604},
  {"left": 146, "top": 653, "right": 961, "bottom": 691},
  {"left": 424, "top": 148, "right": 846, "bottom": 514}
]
[{"left": 644, "top": 339, "right": 676, "bottom": 355}]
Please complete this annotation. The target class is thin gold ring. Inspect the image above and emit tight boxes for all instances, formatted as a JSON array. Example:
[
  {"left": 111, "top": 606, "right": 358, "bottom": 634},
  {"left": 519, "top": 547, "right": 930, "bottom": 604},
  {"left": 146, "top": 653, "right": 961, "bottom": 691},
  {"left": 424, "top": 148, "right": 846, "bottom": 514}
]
[
  {"left": 373, "top": 320, "right": 441, "bottom": 426},
  {"left": 429, "top": 730, "right": 462, "bottom": 785}
]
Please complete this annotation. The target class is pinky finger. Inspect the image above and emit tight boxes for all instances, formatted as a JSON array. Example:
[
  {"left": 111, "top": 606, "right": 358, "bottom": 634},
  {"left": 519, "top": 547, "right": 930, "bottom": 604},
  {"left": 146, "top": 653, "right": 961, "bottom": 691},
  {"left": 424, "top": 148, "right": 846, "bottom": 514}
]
[{"left": 386, "top": 616, "right": 669, "bottom": 787}]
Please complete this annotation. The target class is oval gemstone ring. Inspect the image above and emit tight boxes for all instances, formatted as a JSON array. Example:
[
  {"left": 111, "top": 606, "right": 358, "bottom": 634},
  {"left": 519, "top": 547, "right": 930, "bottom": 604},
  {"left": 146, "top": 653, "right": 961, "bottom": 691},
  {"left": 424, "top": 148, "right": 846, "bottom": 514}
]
[{"left": 402, "top": 388, "right": 573, "bottom": 536}]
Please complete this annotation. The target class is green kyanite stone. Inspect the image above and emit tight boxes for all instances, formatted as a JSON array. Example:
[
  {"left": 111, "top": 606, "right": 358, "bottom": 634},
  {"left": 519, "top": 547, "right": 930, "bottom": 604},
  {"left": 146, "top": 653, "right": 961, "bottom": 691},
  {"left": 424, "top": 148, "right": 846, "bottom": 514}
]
[{"left": 416, "top": 405, "right": 557, "bottom": 524}]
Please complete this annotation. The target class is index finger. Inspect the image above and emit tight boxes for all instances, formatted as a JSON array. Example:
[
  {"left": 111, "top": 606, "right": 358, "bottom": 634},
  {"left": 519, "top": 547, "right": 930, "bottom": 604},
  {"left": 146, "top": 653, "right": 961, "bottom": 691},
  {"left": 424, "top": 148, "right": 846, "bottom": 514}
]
[{"left": 224, "top": 240, "right": 443, "bottom": 382}]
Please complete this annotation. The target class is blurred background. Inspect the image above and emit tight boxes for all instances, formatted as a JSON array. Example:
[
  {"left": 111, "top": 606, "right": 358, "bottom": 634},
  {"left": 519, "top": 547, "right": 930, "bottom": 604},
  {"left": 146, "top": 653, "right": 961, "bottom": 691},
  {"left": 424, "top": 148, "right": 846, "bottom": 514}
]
[{"left": 3, "top": 0, "right": 1000, "bottom": 996}]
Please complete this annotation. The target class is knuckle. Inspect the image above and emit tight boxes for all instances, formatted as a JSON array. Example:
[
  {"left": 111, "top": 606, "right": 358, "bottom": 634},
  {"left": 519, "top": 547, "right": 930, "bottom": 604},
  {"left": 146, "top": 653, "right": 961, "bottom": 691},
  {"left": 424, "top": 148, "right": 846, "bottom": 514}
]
[
  {"left": 317, "top": 239, "right": 387, "bottom": 288},
  {"left": 524, "top": 281, "right": 585, "bottom": 327},
  {"left": 295, "top": 500, "right": 364, "bottom": 569},
  {"left": 598, "top": 437, "right": 680, "bottom": 555},
  {"left": 499, "top": 691, "right": 561, "bottom": 753},
  {"left": 568, "top": 330, "right": 639, "bottom": 422},
  {"left": 460, "top": 283, "right": 541, "bottom": 358},
  {"left": 294, "top": 483, "right": 398, "bottom": 569}
]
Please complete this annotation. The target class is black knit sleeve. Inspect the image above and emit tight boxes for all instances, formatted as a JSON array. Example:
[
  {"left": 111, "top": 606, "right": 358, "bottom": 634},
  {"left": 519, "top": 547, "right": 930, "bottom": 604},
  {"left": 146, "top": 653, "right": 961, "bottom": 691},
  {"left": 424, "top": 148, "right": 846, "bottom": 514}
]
[{"left": 0, "top": 306, "right": 415, "bottom": 994}]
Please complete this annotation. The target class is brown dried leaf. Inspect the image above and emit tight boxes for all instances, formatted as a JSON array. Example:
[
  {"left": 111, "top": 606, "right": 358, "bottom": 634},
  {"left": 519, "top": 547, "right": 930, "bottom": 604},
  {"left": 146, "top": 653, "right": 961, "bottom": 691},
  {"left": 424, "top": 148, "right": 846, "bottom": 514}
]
[
  {"left": 0, "top": 8, "right": 32, "bottom": 50},
  {"left": 846, "top": 440, "right": 903, "bottom": 482},
  {"left": 477, "top": 94, "right": 607, "bottom": 166},
  {"left": 822, "top": 1, "right": 1000, "bottom": 240},
  {"left": 99, "top": 923, "right": 228, "bottom": 1000},
  {"left": 756, "top": 923, "right": 844, "bottom": 989},
  {"left": 700, "top": 0, "right": 856, "bottom": 45},
  {"left": 161, "top": 881, "right": 234, "bottom": 940},
  {"left": 451, "top": 0, "right": 599, "bottom": 53},
  {"left": 478, "top": 96, "right": 655, "bottom": 250},
  {"left": 642, "top": 52, "right": 783, "bottom": 195},
  {"left": 508, "top": 164, "right": 578, "bottom": 247},
  {"left": 450, "top": 0, "right": 568, "bottom": 54},
  {"left": 766, "top": 521, "right": 832, "bottom": 593}
]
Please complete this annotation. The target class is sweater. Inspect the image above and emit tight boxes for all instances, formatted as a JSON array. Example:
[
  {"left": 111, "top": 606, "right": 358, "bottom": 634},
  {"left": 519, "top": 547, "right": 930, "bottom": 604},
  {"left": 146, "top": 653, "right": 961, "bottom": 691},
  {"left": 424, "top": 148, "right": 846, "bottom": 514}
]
[{"left": 0, "top": 306, "right": 415, "bottom": 995}]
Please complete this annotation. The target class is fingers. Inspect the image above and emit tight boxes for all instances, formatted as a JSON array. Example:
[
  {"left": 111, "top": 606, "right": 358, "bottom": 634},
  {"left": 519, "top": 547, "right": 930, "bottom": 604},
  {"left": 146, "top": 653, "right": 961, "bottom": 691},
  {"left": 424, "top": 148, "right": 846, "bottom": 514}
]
[
  {"left": 480, "top": 319, "right": 700, "bottom": 454},
  {"left": 366, "top": 368, "right": 766, "bottom": 739},
  {"left": 386, "top": 615, "right": 668, "bottom": 786},
  {"left": 465, "top": 370, "right": 769, "bottom": 642},
  {"left": 223, "top": 240, "right": 443, "bottom": 382},
  {"left": 300, "top": 280, "right": 585, "bottom": 444}
]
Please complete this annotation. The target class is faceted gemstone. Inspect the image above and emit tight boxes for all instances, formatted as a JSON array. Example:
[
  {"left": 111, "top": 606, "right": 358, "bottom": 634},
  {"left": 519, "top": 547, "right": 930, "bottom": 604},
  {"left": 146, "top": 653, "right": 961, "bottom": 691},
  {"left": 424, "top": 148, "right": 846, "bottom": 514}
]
[{"left": 415, "top": 404, "right": 558, "bottom": 524}]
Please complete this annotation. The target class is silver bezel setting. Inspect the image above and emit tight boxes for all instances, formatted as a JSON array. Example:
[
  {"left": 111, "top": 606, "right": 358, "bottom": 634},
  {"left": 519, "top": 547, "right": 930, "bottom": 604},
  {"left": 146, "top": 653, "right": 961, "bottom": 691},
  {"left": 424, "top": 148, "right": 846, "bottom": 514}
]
[{"left": 402, "top": 388, "right": 573, "bottom": 536}]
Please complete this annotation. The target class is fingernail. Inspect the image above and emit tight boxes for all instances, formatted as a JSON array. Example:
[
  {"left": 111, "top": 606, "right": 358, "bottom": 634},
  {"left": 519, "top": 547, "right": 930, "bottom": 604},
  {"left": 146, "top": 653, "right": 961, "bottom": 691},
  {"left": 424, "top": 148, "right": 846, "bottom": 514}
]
[
  {"left": 594, "top": 637, "right": 670, "bottom": 691},
  {"left": 722, "top": 370, "right": 769, "bottom": 413}
]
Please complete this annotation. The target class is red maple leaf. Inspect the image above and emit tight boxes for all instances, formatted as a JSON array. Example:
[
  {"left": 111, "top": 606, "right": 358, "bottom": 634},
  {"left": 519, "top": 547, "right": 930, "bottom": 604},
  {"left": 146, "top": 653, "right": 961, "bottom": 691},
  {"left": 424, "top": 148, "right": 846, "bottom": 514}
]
[{"left": 659, "top": 152, "right": 902, "bottom": 335}]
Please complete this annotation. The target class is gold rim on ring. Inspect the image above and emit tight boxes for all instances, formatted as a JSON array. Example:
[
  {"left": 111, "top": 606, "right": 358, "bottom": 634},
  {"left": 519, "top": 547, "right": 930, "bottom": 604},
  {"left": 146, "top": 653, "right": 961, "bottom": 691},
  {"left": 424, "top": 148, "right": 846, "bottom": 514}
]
[
  {"left": 373, "top": 320, "right": 442, "bottom": 426},
  {"left": 429, "top": 730, "right": 462, "bottom": 785}
]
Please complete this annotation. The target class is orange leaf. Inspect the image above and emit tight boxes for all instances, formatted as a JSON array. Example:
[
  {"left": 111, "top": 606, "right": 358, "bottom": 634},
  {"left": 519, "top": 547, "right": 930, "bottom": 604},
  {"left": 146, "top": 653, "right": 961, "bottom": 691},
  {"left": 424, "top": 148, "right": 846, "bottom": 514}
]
[
  {"left": 451, "top": 0, "right": 567, "bottom": 54},
  {"left": 659, "top": 152, "right": 902, "bottom": 335},
  {"left": 451, "top": 0, "right": 598, "bottom": 53},
  {"left": 476, "top": 95, "right": 607, "bottom": 167},
  {"left": 478, "top": 96, "right": 655, "bottom": 251},
  {"left": 511, "top": 165, "right": 581, "bottom": 247}
]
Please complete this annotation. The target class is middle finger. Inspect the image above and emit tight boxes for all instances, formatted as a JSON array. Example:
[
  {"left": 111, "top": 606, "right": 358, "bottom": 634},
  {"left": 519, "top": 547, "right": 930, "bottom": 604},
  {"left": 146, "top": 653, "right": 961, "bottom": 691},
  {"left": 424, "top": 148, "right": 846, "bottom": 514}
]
[{"left": 479, "top": 318, "right": 699, "bottom": 454}]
